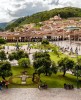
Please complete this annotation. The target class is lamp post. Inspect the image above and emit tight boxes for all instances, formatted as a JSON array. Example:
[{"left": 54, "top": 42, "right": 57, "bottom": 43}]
[
  {"left": 75, "top": 48, "right": 79, "bottom": 89},
  {"left": 62, "top": 29, "right": 64, "bottom": 47},
  {"left": 16, "top": 38, "right": 19, "bottom": 50},
  {"left": 76, "top": 65, "right": 79, "bottom": 89},
  {"left": 15, "top": 34, "right": 19, "bottom": 50},
  {"left": 57, "top": 37, "right": 59, "bottom": 46},
  {"left": 28, "top": 39, "right": 30, "bottom": 54}
]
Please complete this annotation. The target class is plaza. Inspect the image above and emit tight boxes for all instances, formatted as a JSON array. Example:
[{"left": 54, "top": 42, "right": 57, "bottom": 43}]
[
  {"left": 0, "top": 38, "right": 81, "bottom": 100},
  {"left": 1, "top": 2, "right": 81, "bottom": 100},
  {"left": 53, "top": 41, "right": 81, "bottom": 55}
]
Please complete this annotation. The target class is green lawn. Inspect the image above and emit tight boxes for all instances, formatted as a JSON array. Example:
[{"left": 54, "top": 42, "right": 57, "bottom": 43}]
[
  {"left": 0, "top": 61, "right": 81, "bottom": 88},
  {"left": 9, "top": 71, "right": 81, "bottom": 88},
  {"left": 8, "top": 51, "right": 81, "bottom": 88},
  {"left": 4, "top": 42, "right": 35, "bottom": 46},
  {"left": 41, "top": 72, "right": 81, "bottom": 88},
  {"left": 31, "top": 43, "right": 57, "bottom": 49},
  {"left": 0, "top": 42, "right": 81, "bottom": 88},
  {"left": 11, "top": 66, "right": 35, "bottom": 76},
  {"left": 49, "top": 51, "right": 81, "bottom": 64},
  {"left": 5, "top": 42, "right": 27, "bottom": 46},
  {"left": 0, "top": 66, "right": 81, "bottom": 88}
]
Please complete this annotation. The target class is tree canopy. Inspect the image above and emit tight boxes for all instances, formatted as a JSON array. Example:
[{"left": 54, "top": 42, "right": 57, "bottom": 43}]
[
  {"left": 18, "top": 58, "right": 30, "bottom": 68},
  {"left": 58, "top": 57, "right": 75, "bottom": 76},
  {"left": 0, "top": 38, "right": 6, "bottom": 44},
  {"left": 33, "top": 52, "right": 57, "bottom": 76},
  {"left": 0, "top": 50, "right": 6, "bottom": 61},
  {"left": 8, "top": 50, "right": 28, "bottom": 60},
  {"left": 0, "top": 61, "right": 12, "bottom": 79},
  {"left": 41, "top": 39, "right": 49, "bottom": 45}
]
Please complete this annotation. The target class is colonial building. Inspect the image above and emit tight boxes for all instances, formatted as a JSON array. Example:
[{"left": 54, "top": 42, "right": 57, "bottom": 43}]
[{"left": 0, "top": 16, "right": 81, "bottom": 42}]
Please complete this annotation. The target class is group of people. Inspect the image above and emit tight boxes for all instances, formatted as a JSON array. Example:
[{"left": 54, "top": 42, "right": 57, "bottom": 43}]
[{"left": 0, "top": 80, "right": 9, "bottom": 90}]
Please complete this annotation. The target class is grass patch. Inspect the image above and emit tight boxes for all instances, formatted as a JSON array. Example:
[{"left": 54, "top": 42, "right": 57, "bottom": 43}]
[
  {"left": 11, "top": 66, "right": 34, "bottom": 76},
  {"left": 11, "top": 78, "right": 21, "bottom": 84},
  {"left": 0, "top": 66, "right": 81, "bottom": 88},
  {"left": 41, "top": 72, "right": 81, "bottom": 88}
]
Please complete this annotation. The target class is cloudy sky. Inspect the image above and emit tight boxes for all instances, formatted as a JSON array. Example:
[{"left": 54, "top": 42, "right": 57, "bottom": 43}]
[{"left": 0, "top": 0, "right": 81, "bottom": 22}]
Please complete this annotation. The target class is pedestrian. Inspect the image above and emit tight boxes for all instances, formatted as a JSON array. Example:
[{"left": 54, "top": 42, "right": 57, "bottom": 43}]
[
  {"left": 2, "top": 79, "right": 6, "bottom": 87},
  {"left": 0, "top": 81, "right": 2, "bottom": 90},
  {"left": 5, "top": 81, "right": 9, "bottom": 89}
]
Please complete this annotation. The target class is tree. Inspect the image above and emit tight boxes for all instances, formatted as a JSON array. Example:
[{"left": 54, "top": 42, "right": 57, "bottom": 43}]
[
  {"left": 72, "top": 58, "right": 81, "bottom": 76},
  {"left": 0, "top": 38, "right": 6, "bottom": 44},
  {"left": 52, "top": 47, "right": 60, "bottom": 57},
  {"left": 33, "top": 58, "right": 57, "bottom": 76},
  {"left": 58, "top": 57, "right": 75, "bottom": 76},
  {"left": 33, "top": 51, "right": 50, "bottom": 60},
  {"left": 50, "top": 61, "right": 57, "bottom": 74},
  {"left": 33, "top": 52, "right": 57, "bottom": 76},
  {"left": 18, "top": 58, "right": 30, "bottom": 68},
  {"left": 0, "top": 50, "right": 6, "bottom": 61},
  {"left": 37, "top": 66, "right": 45, "bottom": 76},
  {"left": 8, "top": 53, "right": 15, "bottom": 61},
  {"left": 10, "top": 27, "right": 14, "bottom": 32},
  {"left": 8, "top": 50, "right": 29, "bottom": 60},
  {"left": 0, "top": 61, "right": 12, "bottom": 79},
  {"left": 41, "top": 39, "right": 49, "bottom": 45},
  {"left": 33, "top": 52, "right": 51, "bottom": 76},
  {"left": 16, "top": 50, "right": 28, "bottom": 60}
]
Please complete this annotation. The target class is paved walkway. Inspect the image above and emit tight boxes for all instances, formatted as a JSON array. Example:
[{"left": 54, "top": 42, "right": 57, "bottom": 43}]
[
  {"left": 0, "top": 88, "right": 81, "bottom": 100},
  {"left": 53, "top": 41, "right": 81, "bottom": 55}
]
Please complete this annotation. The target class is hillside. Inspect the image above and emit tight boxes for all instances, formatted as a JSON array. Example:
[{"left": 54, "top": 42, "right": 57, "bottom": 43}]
[
  {"left": 0, "top": 22, "right": 8, "bottom": 29},
  {"left": 0, "top": 27, "right": 4, "bottom": 31},
  {"left": 5, "top": 7, "right": 81, "bottom": 30}
]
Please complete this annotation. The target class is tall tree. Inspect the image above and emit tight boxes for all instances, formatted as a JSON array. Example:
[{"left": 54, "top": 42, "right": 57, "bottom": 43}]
[
  {"left": 18, "top": 58, "right": 30, "bottom": 68},
  {"left": 58, "top": 57, "right": 75, "bottom": 76},
  {"left": 0, "top": 50, "right": 6, "bottom": 61},
  {"left": 8, "top": 50, "right": 28, "bottom": 60},
  {"left": 33, "top": 52, "right": 57, "bottom": 76},
  {"left": 0, "top": 38, "right": 6, "bottom": 44},
  {"left": 0, "top": 61, "right": 12, "bottom": 79}
]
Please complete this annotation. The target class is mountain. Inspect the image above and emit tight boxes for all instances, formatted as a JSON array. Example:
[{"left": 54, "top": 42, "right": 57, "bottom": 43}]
[
  {"left": 5, "top": 7, "right": 81, "bottom": 30},
  {"left": 0, "top": 22, "right": 8, "bottom": 29},
  {"left": 0, "top": 27, "right": 4, "bottom": 31}
]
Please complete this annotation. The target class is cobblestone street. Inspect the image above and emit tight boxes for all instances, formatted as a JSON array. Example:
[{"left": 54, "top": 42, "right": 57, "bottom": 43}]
[{"left": 0, "top": 88, "right": 81, "bottom": 100}]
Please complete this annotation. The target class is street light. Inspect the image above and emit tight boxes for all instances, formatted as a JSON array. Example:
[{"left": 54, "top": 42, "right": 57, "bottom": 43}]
[
  {"left": 16, "top": 38, "right": 19, "bottom": 50},
  {"left": 76, "top": 64, "right": 79, "bottom": 89},
  {"left": 15, "top": 34, "right": 19, "bottom": 50},
  {"left": 75, "top": 47, "right": 79, "bottom": 89}
]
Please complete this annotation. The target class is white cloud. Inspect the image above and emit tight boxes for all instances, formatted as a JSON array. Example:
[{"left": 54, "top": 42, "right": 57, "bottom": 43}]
[{"left": 0, "top": 0, "right": 81, "bottom": 22}]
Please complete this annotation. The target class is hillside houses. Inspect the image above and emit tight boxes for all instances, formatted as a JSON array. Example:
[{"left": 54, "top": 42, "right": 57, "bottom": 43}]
[{"left": 0, "top": 15, "right": 81, "bottom": 42}]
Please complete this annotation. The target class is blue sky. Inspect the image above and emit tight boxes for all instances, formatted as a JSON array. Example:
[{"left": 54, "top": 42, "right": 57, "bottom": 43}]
[{"left": 0, "top": 0, "right": 81, "bottom": 22}]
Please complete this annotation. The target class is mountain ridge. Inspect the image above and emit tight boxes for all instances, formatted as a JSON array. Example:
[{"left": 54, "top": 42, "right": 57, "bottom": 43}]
[
  {"left": 0, "top": 22, "right": 8, "bottom": 29},
  {"left": 5, "top": 7, "right": 81, "bottom": 30}
]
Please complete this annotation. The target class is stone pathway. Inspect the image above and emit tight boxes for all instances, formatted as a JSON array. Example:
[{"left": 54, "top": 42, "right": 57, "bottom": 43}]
[{"left": 0, "top": 88, "right": 81, "bottom": 100}]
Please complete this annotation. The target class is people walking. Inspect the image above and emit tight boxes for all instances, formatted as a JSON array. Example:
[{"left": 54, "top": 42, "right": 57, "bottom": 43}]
[
  {"left": 5, "top": 81, "right": 9, "bottom": 89},
  {"left": 0, "top": 81, "right": 2, "bottom": 90}
]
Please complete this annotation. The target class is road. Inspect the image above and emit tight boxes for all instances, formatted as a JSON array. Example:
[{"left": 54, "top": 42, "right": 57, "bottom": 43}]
[{"left": 0, "top": 88, "right": 81, "bottom": 100}]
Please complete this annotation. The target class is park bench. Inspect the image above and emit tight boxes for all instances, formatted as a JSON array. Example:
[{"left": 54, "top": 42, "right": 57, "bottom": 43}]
[
  {"left": 64, "top": 83, "right": 74, "bottom": 90},
  {"left": 38, "top": 82, "right": 48, "bottom": 89}
]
